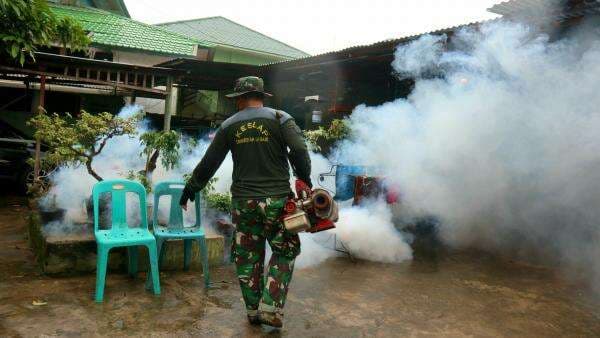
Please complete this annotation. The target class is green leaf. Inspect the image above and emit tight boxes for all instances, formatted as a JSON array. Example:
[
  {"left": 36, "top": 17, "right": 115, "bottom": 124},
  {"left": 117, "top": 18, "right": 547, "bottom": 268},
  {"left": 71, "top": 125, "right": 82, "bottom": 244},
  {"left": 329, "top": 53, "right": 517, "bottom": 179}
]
[
  {"left": 10, "top": 44, "right": 18, "bottom": 58},
  {"left": 1, "top": 0, "right": 89, "bottom": 64}
]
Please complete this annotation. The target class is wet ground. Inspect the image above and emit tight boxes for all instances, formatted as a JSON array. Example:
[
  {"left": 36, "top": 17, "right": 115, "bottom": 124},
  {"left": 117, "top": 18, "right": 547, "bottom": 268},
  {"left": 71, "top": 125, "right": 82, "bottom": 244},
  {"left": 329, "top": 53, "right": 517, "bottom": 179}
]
[{"left": 1, "top": 194, "right": 600, "bottom": 337}]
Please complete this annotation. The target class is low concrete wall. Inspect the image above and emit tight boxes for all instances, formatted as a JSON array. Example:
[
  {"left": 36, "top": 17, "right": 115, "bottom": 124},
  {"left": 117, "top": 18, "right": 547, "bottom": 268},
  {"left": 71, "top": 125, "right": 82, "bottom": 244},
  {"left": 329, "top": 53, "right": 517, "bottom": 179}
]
[{"left": 28, "top": 210, "right": 225, "bottom": 275}]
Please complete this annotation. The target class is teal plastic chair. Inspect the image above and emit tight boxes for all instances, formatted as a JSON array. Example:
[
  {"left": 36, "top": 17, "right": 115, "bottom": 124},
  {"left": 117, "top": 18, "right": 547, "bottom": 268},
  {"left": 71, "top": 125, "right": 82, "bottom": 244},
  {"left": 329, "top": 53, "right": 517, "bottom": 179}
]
[
  {"left": 146, "top": 181, "right": 210, "bottom": 289},
  {"left": 92, "top": 179, "right": 160, "bottom": 302}
]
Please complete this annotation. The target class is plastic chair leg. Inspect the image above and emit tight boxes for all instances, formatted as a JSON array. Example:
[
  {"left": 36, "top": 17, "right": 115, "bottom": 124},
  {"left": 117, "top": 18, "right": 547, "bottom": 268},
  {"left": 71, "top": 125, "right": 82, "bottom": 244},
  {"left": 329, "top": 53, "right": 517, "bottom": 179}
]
[
  {"left": 127, "top": 246, "right": 138, "bottom": 277},
  {"left": 146, "top": 242, "right": 161, "bottom": 295},
  {"left": 157, "top": 238, "right": 166, "bottom": 268},
  {"left": 183, "top": 239, "right": 192, "bottom": 271},
  {"left": 95, "top": 246, "right": 110, "bottom": 302},
  {"left": 198, "top": 236, "right": 210, "bottom": 288},
  {"left": 145, "top": 238, "right": 165, "bottom": 290}
]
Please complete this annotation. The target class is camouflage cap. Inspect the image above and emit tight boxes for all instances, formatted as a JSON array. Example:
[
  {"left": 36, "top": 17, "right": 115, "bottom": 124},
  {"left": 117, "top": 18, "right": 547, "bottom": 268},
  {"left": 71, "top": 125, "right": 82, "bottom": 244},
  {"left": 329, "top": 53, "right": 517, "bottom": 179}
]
[{"left": 225, "top": 76, "right": 273, "bottom": 98}]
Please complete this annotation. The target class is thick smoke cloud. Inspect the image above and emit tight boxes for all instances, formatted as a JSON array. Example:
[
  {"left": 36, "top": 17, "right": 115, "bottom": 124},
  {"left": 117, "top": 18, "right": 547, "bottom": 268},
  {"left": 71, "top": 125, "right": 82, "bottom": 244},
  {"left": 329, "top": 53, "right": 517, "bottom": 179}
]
[
  {"left": 46, "top": 18, "right": 600, "bottom": 283},
  {"left": 43, "top": 106, "right": 412, "bottom": 269},
  {"left": 336, "top": 20, "right": 600, "bottom": 289}
]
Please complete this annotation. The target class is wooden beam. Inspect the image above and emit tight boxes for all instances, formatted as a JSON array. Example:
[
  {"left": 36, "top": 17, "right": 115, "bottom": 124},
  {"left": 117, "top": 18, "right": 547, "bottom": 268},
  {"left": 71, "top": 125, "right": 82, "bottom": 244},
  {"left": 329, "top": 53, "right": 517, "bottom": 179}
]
[{"left": 0, "top": 65, "right": 168, "bottom": 96}]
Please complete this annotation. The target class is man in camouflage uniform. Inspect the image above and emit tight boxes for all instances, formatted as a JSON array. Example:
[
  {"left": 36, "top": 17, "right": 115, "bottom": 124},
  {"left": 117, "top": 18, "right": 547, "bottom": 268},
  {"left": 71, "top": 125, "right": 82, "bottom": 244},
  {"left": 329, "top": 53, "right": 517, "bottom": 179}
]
[{"left": 180, "top": 76, "right": 311, "bottom": 328}]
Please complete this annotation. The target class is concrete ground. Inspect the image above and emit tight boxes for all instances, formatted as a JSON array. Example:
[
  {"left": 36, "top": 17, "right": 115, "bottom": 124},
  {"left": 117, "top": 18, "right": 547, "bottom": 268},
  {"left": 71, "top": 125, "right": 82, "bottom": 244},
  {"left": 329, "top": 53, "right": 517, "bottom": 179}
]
[{"left": 1, "top": 194, "right": 600, "bottom": 337}]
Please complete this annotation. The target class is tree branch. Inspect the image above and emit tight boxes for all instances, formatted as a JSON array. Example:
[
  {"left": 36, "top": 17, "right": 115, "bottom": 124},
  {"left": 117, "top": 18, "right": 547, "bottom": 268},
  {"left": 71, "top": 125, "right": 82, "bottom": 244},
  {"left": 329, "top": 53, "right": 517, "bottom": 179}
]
[
  {"left": 146, "top": 149, "right": 160, "bottom": 175},
  {"left": 93, "top": 131, "right": 116, "bottom": 156},
  {"left": 85, "top": 159, "right": 103, "bottom": 181}
]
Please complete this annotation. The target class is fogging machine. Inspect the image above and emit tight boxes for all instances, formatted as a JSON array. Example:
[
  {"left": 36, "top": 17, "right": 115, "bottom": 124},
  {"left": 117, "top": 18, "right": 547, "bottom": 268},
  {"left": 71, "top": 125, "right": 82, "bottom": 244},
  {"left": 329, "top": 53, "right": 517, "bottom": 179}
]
[{"left": 283, "top": 180, "right": 339, "bottom": 234}]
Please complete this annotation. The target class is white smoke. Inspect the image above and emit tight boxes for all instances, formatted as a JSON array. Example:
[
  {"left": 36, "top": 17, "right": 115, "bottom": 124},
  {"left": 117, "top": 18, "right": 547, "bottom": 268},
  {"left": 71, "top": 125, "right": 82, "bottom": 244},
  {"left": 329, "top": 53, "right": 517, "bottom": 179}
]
[
  {"left": 393, "top": 34, "right": 446, "bottom": 78},
  {"left": 293, "top": 155, "right": 413, "bottom": 268},
  {"left": 336, "top": 200, "right": 412, "bottom": 263},
  {"left": 335, "top": 20, "right": 600, "bottom": 290},
  {"left": 42, "top": 101, "right": 417, "bottom": 270}
]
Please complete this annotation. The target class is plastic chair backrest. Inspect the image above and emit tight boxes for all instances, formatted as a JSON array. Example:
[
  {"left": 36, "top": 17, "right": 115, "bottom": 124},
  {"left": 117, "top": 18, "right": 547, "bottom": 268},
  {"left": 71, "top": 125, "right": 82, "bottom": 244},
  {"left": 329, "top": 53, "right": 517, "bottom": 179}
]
[
  {"left": 92, "top": 179, "right": 148, "bottom": 233},
  {"left": 153, "top": 181, "right": 201, "bottom": 229}
]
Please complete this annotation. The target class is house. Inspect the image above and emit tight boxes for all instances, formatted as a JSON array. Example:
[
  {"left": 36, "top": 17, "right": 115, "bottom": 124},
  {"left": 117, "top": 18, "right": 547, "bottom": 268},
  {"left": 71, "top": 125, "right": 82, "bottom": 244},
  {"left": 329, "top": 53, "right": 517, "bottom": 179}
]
[
  {"left": 48, "top": 3, "right": 211, "bottom": 66},
  {"left": 154, "top": 16, "right": 309, "bottom": 124},
  {"left": 1, "top": 1, "right": 312, "bottom": 137},
  {"left": 46, "top": 3, "right": 217, "bottom": 116},
  {"left": 47, "top": 0, "right": 131, "bottom": 17},
  {"left": 156, "top": 16, "right": 309, "bottom": 65},
  {"left": 0, "top": 1, "right": 211, "bottom": 132},
  {"left": 161, "top": 0, "right": 600, "bottom": 132}
]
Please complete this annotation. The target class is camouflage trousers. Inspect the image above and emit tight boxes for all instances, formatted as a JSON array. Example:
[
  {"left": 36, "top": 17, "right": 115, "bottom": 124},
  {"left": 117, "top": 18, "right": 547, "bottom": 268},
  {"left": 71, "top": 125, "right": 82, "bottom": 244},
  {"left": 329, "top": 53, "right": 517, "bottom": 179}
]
[{"left": 231, "top": 198, "right": 301, "bottom": 317}]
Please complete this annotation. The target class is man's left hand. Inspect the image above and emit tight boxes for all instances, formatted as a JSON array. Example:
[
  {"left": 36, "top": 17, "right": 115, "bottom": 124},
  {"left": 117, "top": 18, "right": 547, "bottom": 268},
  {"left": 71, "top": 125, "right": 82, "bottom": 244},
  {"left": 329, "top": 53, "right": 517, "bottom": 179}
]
[{"left": 180, "top": 186, "right": 195, "bottom": 211}]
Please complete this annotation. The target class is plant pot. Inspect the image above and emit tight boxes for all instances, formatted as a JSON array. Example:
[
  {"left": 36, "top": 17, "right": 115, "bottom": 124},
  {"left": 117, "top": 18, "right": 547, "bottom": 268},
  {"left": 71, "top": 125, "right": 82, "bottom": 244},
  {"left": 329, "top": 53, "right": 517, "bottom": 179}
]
[
  {"left": 38, "top": 208, "right": 66, "bottom": 225},
  {"left": 85, "top": 194, "right": 112, "bottom": 229}
]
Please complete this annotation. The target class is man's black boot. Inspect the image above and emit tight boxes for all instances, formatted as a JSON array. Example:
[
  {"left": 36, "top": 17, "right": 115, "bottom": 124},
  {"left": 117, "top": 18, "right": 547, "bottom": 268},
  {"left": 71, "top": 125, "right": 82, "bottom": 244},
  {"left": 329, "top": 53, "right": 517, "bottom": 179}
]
[
  {"left": 247, "top": 310, "right": 261, "bottom": 326},
  {"left": 259, "top": 310, "right": 283, "bottom": 329}
]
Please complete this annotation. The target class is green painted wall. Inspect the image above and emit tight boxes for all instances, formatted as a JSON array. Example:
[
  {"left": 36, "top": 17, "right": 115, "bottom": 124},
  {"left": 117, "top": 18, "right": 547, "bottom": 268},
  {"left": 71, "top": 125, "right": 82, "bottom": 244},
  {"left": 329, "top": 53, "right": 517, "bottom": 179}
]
[{"left": 212, "top": 46, "right": 290, "bottom": 65}]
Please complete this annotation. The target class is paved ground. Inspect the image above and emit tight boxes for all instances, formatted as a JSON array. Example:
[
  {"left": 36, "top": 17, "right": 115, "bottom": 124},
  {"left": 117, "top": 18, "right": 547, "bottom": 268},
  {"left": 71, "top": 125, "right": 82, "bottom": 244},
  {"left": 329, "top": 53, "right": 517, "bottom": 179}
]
[{"left": 1, "top": 194, "right": 600, "bottom": 337}]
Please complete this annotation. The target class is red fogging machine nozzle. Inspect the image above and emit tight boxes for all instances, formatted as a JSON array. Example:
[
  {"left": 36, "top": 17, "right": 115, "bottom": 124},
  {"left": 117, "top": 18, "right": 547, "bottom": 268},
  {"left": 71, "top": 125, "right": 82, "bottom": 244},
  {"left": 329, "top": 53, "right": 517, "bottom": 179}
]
[
  {"left": 284, "top": 201, "right": 297, "bottom": 213},
  {"left": 283, "top": 179, "right": 338, "bottom": 234},
  {"left": 312, "top": 191, "right": 331, "bottom": 210}
]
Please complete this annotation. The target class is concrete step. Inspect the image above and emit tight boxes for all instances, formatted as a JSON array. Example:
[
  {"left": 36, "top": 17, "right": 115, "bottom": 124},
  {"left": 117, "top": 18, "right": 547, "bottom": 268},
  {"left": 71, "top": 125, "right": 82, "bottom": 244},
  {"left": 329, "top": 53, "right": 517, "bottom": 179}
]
[{"left": 28, "top": 211, "right": 225, "bottom": 275}]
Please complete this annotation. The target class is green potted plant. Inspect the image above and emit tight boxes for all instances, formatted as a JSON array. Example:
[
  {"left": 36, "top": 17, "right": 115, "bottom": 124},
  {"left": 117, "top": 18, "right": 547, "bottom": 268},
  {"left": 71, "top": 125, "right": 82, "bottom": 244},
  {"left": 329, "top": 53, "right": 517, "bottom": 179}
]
[{"left": 29, "top": 110, "right": 140, "bottom": 223}]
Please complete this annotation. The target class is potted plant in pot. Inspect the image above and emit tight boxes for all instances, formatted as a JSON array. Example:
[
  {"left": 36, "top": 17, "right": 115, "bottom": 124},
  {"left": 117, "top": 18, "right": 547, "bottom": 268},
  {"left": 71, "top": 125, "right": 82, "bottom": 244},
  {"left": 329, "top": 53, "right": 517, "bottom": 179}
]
[
  {"left": 37, "top": 194, "right": 66, "bottom": 225},
  {"left": 29, "top": 110, "right": 140, "bottom": 224}
]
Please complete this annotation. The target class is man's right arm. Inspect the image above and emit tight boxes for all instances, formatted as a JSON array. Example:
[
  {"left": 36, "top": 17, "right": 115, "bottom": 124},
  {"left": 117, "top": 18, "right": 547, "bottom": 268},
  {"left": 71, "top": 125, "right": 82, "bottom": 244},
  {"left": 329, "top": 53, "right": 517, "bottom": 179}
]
[{"left": 281, "top": 119, "right": 312, "bottom": 187}]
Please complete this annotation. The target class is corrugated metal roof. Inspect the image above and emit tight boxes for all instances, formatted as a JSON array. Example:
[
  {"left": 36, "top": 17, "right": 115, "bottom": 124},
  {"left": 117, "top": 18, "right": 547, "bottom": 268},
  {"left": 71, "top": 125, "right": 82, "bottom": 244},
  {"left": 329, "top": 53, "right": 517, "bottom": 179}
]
[
  {"left": 50, "top": 4, "right": 210, "bottom": 57},
  {"left": 156, "top": 16, "right": 309, "bottom": 59},
  {"left": 488, "top": 0, "right": 600, "bottom": 20},
  {"left": 262, "top": 19, "right": 496, "bottom": 67}
]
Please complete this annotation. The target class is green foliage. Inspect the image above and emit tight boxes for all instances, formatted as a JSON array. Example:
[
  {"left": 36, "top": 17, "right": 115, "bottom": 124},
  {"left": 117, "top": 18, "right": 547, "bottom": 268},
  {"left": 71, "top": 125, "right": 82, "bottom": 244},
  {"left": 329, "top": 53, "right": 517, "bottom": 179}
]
[
  {"left": 200, "top": 177, "right": 231, "bottom": 213},
  {"left": 126, "top": 170, "right": 151, "bottom": 192},
  {"left": 28, "top": 110, "right": 140, "bottom": 181},
  {"left": 129, "top": 130, "right": 181, "bottom": 192},
  {"left": 0, "top": 0, "right": 90, "bottom": 65},
  {"left": 205, "top": 192, "right": 232, "bottom": 213},
  {"left": 304, "top": 119, "right": 351, "bottom": 151},
  {"left": 140, "top": 130, "right": 181, "bottom": 171},
  {"left": 185, "top": 137, "right": 198, "bottom": 151},
  {"left": 55, "top": 16, "right": 89, "bottom": 51}
]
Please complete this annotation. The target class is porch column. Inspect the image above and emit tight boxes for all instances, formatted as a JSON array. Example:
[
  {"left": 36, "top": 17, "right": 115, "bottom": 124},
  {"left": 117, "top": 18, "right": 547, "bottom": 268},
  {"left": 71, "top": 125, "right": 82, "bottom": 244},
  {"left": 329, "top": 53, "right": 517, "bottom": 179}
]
[
  {"left": 33, "top": 74, "right": 46, "bottom": 182},
  {"left": 163, "top": 76, "right": 175, "bottom": 131}
]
